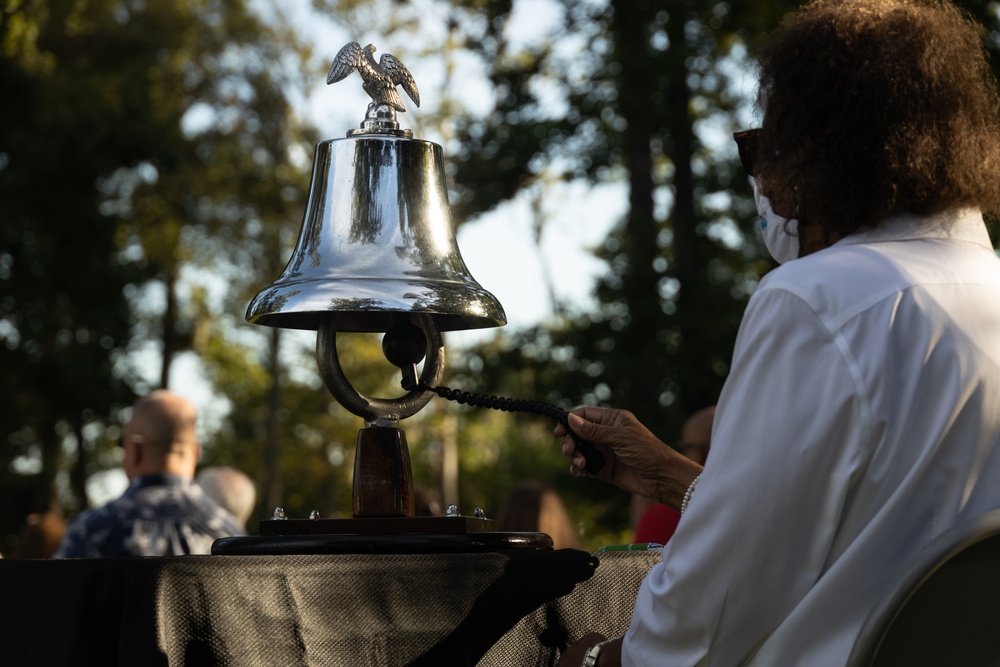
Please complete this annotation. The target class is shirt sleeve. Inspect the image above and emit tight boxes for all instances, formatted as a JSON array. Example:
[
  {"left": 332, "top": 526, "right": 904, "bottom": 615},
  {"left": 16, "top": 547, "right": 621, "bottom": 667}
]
[
  {"left": 53, "top": 514, "right": 89, "bottom": 558},
  {"left": 622, "top": 286, "right": 870, "bottom": 666}
]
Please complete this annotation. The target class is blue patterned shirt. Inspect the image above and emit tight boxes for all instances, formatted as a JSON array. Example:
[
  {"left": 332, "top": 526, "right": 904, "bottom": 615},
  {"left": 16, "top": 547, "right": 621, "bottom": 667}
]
[{"left": 54, "top": 473, "right": 247, "bottom": 558}]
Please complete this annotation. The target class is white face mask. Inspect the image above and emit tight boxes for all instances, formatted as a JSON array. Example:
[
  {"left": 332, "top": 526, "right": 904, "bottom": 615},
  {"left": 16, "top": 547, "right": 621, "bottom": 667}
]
[{"left": 753, "top": 180, "right": 800, "bottom": 264}]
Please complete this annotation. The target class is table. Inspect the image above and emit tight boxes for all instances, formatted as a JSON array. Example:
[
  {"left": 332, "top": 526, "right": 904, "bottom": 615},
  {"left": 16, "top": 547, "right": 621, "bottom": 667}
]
[{"left": 0, "top": 548, "right": 659, "bottom": 666}]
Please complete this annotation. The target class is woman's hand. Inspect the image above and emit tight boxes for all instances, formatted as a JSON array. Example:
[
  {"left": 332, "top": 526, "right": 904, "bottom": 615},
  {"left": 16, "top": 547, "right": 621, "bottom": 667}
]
[{"left": 554, "top": 407, "right": 703, "bottom": 509}]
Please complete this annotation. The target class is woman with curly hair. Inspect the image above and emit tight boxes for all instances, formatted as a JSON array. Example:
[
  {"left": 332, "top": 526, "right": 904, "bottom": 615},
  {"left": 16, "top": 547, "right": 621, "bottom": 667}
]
[
  {"left": 555, "top": 0, "right": 1000, "bottom": 665},
  {"left": 753, "top": 0, "right": 1000, "bottom": 255}
]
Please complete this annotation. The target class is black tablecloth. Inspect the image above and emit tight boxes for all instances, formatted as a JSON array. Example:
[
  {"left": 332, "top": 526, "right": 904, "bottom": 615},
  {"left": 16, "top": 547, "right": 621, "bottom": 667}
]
[{"left": 0, "top": 549, "right": 660, "bottom": 666}]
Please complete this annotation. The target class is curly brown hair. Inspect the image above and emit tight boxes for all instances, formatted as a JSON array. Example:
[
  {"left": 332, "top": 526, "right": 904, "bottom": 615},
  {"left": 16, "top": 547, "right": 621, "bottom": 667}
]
[{"left": 755, "top": 0, "right": 1000, "bottom": 240}]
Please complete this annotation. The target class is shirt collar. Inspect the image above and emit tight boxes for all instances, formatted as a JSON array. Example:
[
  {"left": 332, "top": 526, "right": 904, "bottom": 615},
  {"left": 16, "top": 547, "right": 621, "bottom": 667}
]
[
  {"left": 127, "top": 473, "right": 190, "bottom": 492},
  {"left": 835, "top": 208, "right": 992, "bottom": 250}
]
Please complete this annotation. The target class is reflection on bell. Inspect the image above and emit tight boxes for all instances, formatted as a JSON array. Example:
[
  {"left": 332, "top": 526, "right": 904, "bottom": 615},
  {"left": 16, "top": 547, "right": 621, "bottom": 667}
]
[{"left": 246, "top": 133, "right": 506, "bottom": 333}]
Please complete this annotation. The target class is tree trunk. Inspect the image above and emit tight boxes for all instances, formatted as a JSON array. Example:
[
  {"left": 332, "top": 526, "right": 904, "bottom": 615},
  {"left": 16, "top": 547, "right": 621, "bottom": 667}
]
[
  {"left": 665, "top": 6, "right": 698, "bottom": 294},
  {"left": 264, "top": 326, "right": 283, "bottom": 513},
  {"left": 37, "top": 410, "right": 61, "bottom": 512},
  {"left": 70, "top": 416, "right": 89, "bottom": 510},
  {"left": 611, "top": 0, "right": 664, "bottom": 428},
  {"left": 159, "top": 270, "right": 178, "bottom": 389},
  {"left": 441, "top": 411, "right": 459, "bottom": 508},
  {"left": 662, "top": 0, "right": 711, "bottom": 416}
]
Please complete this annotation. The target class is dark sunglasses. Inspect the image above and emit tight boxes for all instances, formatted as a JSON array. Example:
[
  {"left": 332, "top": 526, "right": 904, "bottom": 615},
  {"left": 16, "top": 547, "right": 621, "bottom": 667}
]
[{"left": 733, "top": 128, "right": 760, "bottom": 176}]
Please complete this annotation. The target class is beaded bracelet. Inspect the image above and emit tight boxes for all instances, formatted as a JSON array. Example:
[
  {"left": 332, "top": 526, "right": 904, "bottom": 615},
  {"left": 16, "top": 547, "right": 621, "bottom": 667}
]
[
  {"left": 582, "top": 639, "right": 613, "bottom": 667},
  {"left": 680, "top": 474, "right": 702, "bottom": 516}
]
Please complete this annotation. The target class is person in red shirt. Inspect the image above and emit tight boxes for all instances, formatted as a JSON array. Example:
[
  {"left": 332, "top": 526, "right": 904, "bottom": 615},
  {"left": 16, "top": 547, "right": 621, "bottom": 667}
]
[{"left": 632, "top": 406, "right": 715, "bottom": 545}]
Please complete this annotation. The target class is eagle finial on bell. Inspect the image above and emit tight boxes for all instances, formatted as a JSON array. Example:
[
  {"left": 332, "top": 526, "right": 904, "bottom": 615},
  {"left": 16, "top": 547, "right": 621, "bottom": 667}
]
[{"left": 327, "top": 42, "right": 421, "bottom": 137}]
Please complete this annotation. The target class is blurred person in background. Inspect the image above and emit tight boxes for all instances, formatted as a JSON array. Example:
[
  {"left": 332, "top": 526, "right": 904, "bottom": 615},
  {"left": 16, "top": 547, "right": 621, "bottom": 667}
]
[
  {"left": 496, "top": 480, "right": 582, "bottom": 550},
  {"left": 196, "top": 466, "right": 257, "bottom": 529},
  {"left": 413, "top": 486, "right": 443, "bottom": 517},
  {"left": 632, "top": 406, "right": 715, "bottom": 545},
  {"left": 55, "top": 390, "right": 245, "bottom": 557},
  {"left": 9, "top": 511, "right": 66, "bottom": 559}
]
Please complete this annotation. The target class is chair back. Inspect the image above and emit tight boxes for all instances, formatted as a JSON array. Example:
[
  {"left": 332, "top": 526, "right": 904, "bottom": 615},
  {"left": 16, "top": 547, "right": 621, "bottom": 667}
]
[{"left": 848, "top": 508, "right": 1000, "bottom": 666}]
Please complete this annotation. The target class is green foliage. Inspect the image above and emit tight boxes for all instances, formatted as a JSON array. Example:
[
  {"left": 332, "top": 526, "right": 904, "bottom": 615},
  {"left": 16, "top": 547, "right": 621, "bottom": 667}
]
[
  {"left": 440, "top": 0, "right": 794, "bottom": 440},
  {"left": 0, "top": 0, "right": 167, "bottom": 526},
  {"left": 5, "top": 0, "right": 1000, "bottom": 555},
  {"left": 0, "top": 0, "right": 321, "bottom": 542}
]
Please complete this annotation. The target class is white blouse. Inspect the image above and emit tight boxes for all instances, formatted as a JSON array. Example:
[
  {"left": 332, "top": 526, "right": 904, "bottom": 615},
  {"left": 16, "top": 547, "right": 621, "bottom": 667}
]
[{"left": 623, "top": 209, "right": 1000, "bottom": 666}]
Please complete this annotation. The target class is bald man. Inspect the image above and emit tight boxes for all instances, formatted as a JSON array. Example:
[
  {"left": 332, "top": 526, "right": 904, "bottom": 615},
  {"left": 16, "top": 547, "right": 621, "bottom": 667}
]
[{"left": 55, "top": 391, "right": 245, "bottom": 558}]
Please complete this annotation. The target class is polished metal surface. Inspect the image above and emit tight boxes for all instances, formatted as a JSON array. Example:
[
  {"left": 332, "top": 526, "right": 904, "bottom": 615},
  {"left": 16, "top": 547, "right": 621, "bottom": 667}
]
[
  {"left": 348, "top": 103, "right": 412, "bottom": 139},
  {"left": 246, "top": 134, "right": 506, "bottom": 332},
  {"left": 316, "top": 314, "right": 446, "bottom": 425}
]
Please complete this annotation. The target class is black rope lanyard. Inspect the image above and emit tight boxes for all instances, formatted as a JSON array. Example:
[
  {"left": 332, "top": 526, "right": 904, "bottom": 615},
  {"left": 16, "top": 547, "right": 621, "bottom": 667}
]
[
  {"left": 404, "top": 377, "right": 606, "bottom": 474},
  {"left": 383, "top": 322, "right": 606, "bottom": 474}
]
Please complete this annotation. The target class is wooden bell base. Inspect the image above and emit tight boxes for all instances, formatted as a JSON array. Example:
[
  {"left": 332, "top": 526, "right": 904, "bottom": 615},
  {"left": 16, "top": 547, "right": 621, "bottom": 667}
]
[
  {"left": 210, "top": 426, "right": 555, "bottom": 554},
  {"left": 259, "top": 515, "right": 497, "bottom": 537}
]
